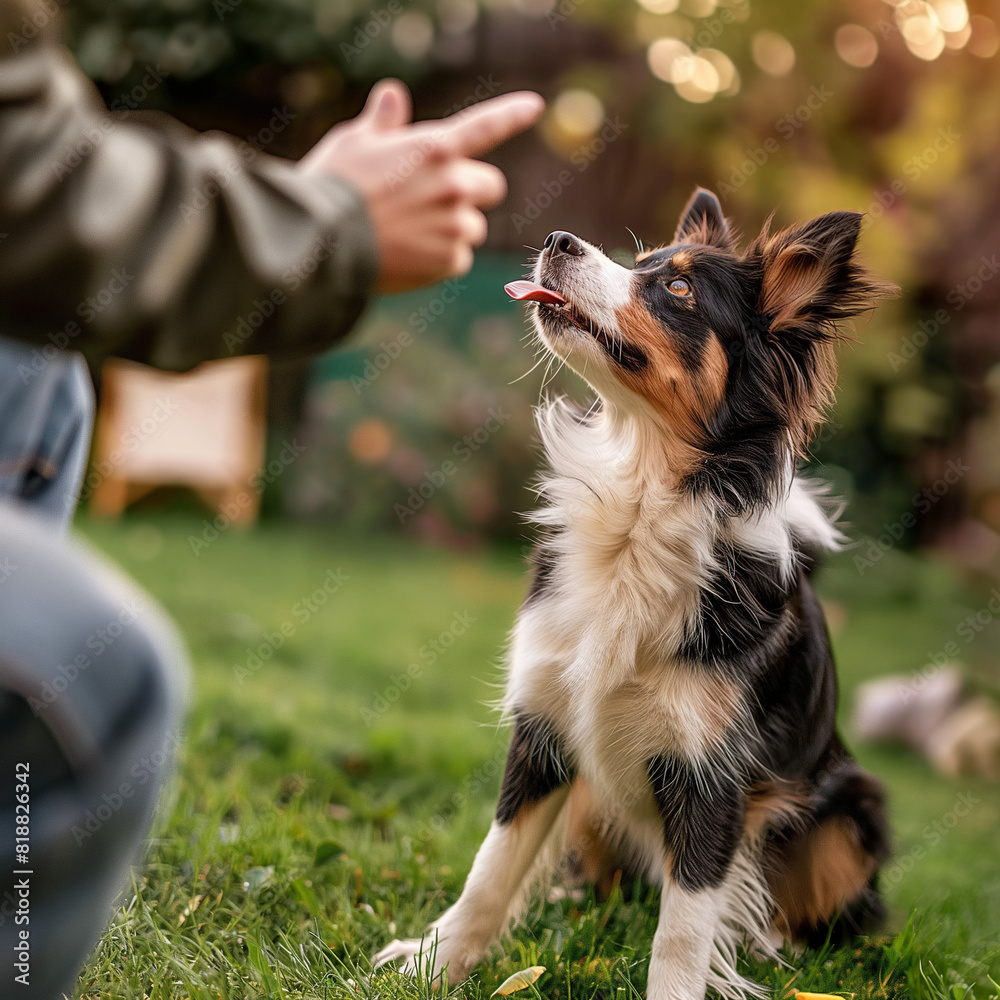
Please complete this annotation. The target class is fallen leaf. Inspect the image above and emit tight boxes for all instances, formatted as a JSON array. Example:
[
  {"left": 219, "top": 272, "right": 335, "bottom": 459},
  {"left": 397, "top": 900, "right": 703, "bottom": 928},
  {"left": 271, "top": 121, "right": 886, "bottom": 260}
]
[
  {"left": 178, "top": 894, "right": 203, "bottom": 925},
  {"left": 492, "top": 966, "right": 546, "bottom": 996}
]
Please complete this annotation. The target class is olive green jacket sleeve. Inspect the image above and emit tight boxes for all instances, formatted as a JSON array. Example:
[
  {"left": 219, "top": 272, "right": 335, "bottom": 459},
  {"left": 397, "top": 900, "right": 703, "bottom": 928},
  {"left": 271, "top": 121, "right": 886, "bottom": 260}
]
[{"left": 0, "top": 2, "right": 378, "bottom": 371}]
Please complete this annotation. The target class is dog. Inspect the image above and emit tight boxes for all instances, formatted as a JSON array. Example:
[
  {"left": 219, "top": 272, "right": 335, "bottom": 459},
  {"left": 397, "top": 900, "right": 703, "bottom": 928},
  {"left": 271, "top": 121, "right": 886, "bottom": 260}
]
[{"left": 374, "top": 189, "right": 896, "bottom": 1000}]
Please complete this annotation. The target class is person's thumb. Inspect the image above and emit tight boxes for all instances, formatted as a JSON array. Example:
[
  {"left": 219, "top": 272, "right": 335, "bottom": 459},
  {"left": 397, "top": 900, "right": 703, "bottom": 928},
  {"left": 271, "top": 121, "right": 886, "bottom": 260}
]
[{"left": 357, "top": 78, "right": 413, "bottom": 131}]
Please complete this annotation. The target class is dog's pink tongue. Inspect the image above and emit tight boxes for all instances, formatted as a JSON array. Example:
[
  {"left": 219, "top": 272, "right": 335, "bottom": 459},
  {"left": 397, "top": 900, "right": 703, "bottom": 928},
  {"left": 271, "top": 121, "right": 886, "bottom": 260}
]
[{"left": 504, "top": 280, "right": 566, "bottom": 305}]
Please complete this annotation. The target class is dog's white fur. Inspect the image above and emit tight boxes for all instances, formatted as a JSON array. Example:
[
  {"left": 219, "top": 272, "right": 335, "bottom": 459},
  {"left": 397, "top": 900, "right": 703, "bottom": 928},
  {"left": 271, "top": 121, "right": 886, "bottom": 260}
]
[{"left": 374, "top": 238, "right": 842, "bottom": 999}]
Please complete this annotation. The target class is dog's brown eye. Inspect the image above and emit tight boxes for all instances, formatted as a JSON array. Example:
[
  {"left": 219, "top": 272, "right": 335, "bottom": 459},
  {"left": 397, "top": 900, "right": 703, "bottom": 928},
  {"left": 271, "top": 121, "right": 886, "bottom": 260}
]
[{"left": 668, "top": 278, "right": 691, "bottom": 296}]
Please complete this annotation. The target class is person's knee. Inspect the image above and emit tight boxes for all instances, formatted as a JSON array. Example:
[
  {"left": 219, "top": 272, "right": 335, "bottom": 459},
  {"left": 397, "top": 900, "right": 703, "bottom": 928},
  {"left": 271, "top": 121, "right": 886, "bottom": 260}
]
[
  {"left": 0, "top": 505, "right": 188, "bottom": 998},
  {"left": 0, "top": 504, "right": 188, "bottom": 772}
]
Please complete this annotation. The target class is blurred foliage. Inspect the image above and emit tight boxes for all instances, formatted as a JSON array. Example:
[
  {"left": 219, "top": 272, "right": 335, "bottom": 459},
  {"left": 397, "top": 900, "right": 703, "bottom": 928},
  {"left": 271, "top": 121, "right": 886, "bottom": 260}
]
[
  {"left": 285, "top": 256, "right": 577, "bottom": 543},
  {"left": 63, "top": 0, "right": 1000, "bottom": 547},
  {"left": 66, "top": 0, "right": 429, "bottom": 95}
]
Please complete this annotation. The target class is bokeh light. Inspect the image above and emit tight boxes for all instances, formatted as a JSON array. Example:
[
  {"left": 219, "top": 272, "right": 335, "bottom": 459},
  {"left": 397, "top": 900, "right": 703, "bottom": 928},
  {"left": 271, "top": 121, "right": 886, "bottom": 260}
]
[
  {"left": 835, "top": 24, "right": 879, "bottom": 68},
  {"left": 391, "top": 12, "right": 434, "bottom": 59},
  {"left": 751, "top": 30, "right": 796, "bottom": 76},
  {"left": 944, "top": 23, "right": 973, "bottom": 49},
  {"left": 894, "top": 1, "right": 952, "bottom": 60},
  {"left": 647, "top": 37, "right": 694, "bottom": 83},
  {"left": 931, "top": 0, "right": 969, "bottom": 33},
  {"left": 348, "top": 419, "right": 393, "bottom": 464},
  {"left": 675, "top": 55, "right": 720, "bottom": 102},
  {"left": 437, "top": 0, "right": 478, "bottom": 35},
  {"left": 968, "top": 15, "right": 1000, "bottom": 58},
  {"left": 700, "top": 47, "right": 739, "bottom": 96},
  {"left": 636, "top": 0, "right": 681, "bottom": 13},
  {"left": 550, "top": 88, "right": 605, "bottom": 140}
]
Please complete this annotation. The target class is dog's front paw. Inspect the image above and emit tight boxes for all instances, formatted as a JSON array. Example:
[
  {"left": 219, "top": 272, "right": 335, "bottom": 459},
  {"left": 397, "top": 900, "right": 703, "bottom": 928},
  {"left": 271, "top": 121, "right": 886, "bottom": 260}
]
[
  {"left": 373, "top": 933, "right": 474, "bottom": 983},
  {"left": 373, "top": 936, "right": 428, "bottom": 976}
]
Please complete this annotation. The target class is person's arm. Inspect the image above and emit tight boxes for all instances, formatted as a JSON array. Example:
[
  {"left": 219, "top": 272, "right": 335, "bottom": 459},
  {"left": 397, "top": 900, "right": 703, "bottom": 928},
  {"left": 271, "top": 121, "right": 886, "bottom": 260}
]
[
  {"left": 0, "top": 3, "right": 543, "bottom": 371},
  {"left": 0, "top": 26, "right": 377, "bottom": 370}
]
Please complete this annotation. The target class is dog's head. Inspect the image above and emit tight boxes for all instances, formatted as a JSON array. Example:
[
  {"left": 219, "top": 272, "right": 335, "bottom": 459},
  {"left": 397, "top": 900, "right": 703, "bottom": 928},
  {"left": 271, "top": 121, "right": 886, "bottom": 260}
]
[{"left": 507, "top": 188, "right": 897, "bottom": 511}]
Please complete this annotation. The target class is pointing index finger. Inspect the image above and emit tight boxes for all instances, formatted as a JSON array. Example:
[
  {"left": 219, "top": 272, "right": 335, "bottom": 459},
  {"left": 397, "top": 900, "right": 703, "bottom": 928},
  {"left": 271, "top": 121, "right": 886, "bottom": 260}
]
[{"left": 437, "top": 91, "right": 545, "bottom": 159}]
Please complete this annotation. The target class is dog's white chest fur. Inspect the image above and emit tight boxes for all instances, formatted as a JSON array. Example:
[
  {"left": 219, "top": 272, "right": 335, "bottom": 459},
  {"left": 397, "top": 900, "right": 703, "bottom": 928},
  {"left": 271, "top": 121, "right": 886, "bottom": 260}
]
[
  {"left": 504, "top": 400, "right": 840, "bottom": 816},
  {"left": 504, "top": 408, "right": 720, "bottom": 814}
]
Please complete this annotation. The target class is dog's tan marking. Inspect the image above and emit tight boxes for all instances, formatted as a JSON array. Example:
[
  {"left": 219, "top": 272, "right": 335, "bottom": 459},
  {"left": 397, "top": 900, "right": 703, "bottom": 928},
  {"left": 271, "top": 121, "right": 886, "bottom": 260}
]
[
  {"left": 634, "top": 247, "right": 690, "bottom": 269},
  {"left": 753, "top": 237, "right": 840, "bottom": 450},
  {"left": 563, "top": 779, "right": 626, "bottom": 897},
  {"left": 509, "top": 800, "right": 538, "bottom": 828},
  {"left": 635, "top": 245, "right": 668, "bottom": 264},
  {"left": 758, "top": 241, "right": 829, "bottom": 333},
  {"left": 611, "top": 302, "right": 728, "bottom": 474},
  {"left": 753, "top": 222, "right": 895, "bottom": 454},
  {"left": 767, "top": 816, "right": 877, "bottom": 941},
  {"left": 599, "top": 660, "right": 743, "bottom": 762},
  {"left": 681, "top": 669, "right": 742, "bottom": 745},
  {"left": 744, "top": 780, "right": 811, "bottom": 839}
]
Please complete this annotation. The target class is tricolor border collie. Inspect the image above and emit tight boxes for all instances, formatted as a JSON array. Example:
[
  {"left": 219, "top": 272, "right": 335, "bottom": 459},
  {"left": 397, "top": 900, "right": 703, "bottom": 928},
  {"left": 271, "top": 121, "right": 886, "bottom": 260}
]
[{"left": 375, "top": 189, "right": 896, "bottom": 1000}]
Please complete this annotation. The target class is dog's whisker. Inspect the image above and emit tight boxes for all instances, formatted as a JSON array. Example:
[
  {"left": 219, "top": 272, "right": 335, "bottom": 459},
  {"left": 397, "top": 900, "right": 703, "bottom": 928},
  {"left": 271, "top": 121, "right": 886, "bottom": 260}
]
[{"left": 509, "top": 351, "right": 550, "bottom": 385}]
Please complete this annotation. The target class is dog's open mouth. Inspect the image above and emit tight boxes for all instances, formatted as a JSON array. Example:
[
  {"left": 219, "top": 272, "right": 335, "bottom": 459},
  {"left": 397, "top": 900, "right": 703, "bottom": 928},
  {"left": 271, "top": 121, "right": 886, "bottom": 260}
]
[{"left": 504, "top": 280, "right": 615, "bottom": 352}]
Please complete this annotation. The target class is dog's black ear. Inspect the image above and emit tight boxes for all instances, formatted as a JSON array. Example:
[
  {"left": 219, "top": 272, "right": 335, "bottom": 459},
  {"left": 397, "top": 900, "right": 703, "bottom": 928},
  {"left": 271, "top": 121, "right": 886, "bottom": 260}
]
[
  {"left": 749, "top": 210, "right": 898, "bottom": 451},
  {"left": 753, "top": 211, "right": 898, "bottom": 335},
  {"left": 673, "top": 187, "right": 732, "bottom": 249}
]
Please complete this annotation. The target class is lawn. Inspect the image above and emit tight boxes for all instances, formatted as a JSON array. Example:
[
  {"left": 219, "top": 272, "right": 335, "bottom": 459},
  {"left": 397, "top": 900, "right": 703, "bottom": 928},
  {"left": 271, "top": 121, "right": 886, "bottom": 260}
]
[{"left": 72, "top": 513, "right": 1000, "bottom": 1000}]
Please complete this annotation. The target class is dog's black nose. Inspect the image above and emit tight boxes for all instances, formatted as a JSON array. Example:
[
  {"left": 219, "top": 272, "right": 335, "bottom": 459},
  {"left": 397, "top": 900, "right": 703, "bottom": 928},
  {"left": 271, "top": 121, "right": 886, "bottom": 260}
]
[{"left": 544, "top": 231, "right": 585, "bottom": 257}]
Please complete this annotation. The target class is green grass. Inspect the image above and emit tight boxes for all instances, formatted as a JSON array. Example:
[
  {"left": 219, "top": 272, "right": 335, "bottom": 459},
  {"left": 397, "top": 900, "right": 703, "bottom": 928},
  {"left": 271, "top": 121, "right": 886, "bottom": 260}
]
[{"left": 71, "top": 513, "right": 1000, "bottom": 1000}]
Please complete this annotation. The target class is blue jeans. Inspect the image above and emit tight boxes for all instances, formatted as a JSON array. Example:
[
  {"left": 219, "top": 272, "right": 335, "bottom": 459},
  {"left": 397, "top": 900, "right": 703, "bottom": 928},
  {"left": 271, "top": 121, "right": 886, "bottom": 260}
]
[
  {"left": 0, "top": 338, "right": 94, "bottom": 530},
  {"left": 0, "top": 337, "right": 188, "bottom": 998}
]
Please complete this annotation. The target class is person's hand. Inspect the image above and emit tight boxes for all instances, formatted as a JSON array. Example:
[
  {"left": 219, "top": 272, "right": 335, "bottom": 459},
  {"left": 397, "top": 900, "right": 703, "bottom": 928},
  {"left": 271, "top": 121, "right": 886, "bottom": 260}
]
[{"left": 301, "top": 79, "right": 544, "bottom": 294}]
